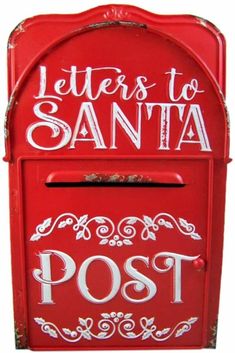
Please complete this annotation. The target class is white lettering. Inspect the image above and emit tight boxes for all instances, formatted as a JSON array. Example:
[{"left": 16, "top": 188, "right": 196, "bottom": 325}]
[
  {"left": 33, "top": 250, "right": 76, "bottom": 304},
  {"left": 78, "top": 256, "right": 121, "bottom": 304},
  {"left": 36, "top": 65, "right": 156, "bottom": 101},
  {"left": 27, "top": 101, "right": 72, "bottom": 150},
  {"left": 166, "top": 67, "right": 204, "bottom": 102},
  {"left": 111, "top": 102, "right": 142, "bottom": 149},
  {"left": 122, "top": 256, "right": 157, "bottom": 303},
  {"left": 28, "top": 66, "right": 212, "bottom": 153},
  {"left": 32, "top": 251, "right": 200, "bottom": 304},
  {"left": 69, "top": 102, "right": 106, "bottom": 149},
  {"left": 146, "top": 103, "right": 185, "bottom": 150},
  {"left": 152, "top": 252, "right": 199, "bottom": 303},
  {"left": 176, "top": 104, "right": 211, "bottom": 151}
]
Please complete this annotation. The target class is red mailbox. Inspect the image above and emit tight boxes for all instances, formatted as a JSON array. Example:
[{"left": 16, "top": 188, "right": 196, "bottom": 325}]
[{"left": 5, "top": 5, "right": 229, "bottom": 350}]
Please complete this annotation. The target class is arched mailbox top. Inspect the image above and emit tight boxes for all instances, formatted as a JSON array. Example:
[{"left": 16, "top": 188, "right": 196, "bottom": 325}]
[{"left": 5, "top": 5, "right": 229, "bottom": 161}]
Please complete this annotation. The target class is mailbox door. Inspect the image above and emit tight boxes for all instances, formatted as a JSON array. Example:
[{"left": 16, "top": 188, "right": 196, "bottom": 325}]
[{"left": 21, "top": 158, "right": 210, "bottom": 349}]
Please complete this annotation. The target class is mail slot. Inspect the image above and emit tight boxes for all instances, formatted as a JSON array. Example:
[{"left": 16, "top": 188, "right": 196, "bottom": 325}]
[{"left": 5, "top": 4, "right": 230, "bottom": 350}]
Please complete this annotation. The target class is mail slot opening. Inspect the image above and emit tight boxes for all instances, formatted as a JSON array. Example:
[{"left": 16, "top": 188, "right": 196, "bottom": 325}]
[
  {"left": 45, "top": 171, "right": 185, "bottom": 188},
  {"left": 45, "top": 181, "right": 186, "bottom": 188}
]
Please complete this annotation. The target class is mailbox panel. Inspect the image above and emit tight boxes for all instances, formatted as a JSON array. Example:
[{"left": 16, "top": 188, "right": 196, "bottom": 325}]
[
  {"left": 5, "top": 4, "right": 229, "bottom": 350},
  {"left": 22, "top": 158, "right": 209, "bottom": 349}
]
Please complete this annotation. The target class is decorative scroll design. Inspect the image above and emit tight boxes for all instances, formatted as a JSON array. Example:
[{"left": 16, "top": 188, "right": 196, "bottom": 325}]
[
  {"left": 34, "top": 312, "right": 198, "bottom": 343},
  {"left": 103, "top": 6, "right": 129, "bottom": 20},
  {"left": 30, "top": 213, "right": 201, "bottom": 245}
]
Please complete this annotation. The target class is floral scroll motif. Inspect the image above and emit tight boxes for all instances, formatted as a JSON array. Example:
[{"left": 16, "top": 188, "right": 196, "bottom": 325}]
[
  {"left": 30, "top": 213, "right": 202, "bottom": 246},
  {"left": 34, "top": 312, "right": 198, "bottom": 343},
  {"left": 103, "top": 6, "right": 129, "bottom": 21}
]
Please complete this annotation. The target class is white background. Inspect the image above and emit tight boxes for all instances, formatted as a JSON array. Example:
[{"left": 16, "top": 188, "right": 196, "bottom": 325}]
[{"left": 0, "top": 0, "right": 234, "bottom": 352}]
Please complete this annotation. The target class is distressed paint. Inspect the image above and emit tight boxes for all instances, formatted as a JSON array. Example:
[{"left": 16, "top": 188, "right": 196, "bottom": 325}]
[
  {"left": 208, "top": 320, "right": 218, "bottom": 349},
  {"left": 15, "top": 323, "right": 27, "bottom": 350},
  {"left": 84, "top": 173, "right": 152, "bottom": 183}
]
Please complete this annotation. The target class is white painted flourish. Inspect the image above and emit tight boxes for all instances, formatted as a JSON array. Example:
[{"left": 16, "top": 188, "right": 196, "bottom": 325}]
[
  {"left": 34, "top": 312, "right": 198, "bottom": 342},
  {"left": 30, "top": 213, "right": 201, "bottom": 245}
]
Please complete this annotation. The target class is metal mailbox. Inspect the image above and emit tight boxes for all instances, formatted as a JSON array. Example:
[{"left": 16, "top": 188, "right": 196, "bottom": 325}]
[{"left": 5, "top": 4, "right": 229, "bottom": 350}]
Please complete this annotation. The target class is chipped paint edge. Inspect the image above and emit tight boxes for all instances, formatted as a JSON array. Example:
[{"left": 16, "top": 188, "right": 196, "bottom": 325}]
[
  {"left": 213, "top": 81, "right": 231, "bottom": 158},
  {"left": 5, "top": 91, "right": 17, "bottom": 139},
  {"left": 207, "top": 319, "right": 218, "bottom": 349},
  {"left": 15, "top": 322, "right": 27, "bottom": 349},
  {"left": 8, "top": 19, "right": 26, "bottom": 49},
  {"left": 196, "top": 16, "right": 208, "bottom": 28},
  {"left": 87, "top": 20, "right": 146, "bottom": 30},
  {"left": 218, "top": 87, "right": 230, "bottom": 134},
  {"left": 85, "top": 173, "right": 152, "bottom": 183},
  {"left": 195, "top": 16, "right": 222, "bottom": 35}
]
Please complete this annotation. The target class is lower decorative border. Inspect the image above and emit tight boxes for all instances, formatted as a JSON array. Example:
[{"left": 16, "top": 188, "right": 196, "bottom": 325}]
[{"left": 34, "top": 312, "right": 198, "bottom": 343}]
